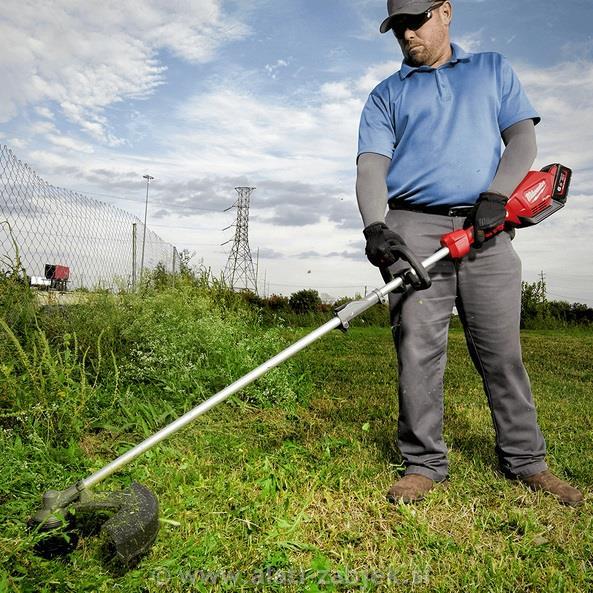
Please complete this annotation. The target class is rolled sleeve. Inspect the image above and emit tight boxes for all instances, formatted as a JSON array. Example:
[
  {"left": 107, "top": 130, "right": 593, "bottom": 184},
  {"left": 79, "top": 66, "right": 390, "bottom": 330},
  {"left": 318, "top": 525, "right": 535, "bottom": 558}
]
[
  {"left": 357, "top": 91, "right": 395, "bottom": 161},
  {"left": 498, "top": 56, "right": 541, "bottom": 133}
]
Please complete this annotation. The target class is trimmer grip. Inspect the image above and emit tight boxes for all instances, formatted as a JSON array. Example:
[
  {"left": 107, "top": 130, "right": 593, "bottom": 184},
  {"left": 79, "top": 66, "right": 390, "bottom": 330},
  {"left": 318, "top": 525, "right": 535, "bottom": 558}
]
[
  {"left": 440, "top": 223, "right": 505, "bottom": 259},
  {"left": 440, "top": 228, "right": 472, "bottom": 259},
  {"left": 380, "top": 244, "right": 432, "bottom": 290}
]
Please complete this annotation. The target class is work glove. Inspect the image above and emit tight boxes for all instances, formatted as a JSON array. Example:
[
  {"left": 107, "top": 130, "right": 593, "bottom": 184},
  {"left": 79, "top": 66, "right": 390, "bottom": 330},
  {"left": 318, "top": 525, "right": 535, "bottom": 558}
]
[
  {"left": 471, "top": 192, "right": 508, "bottom": 247},
  {"left": 363, "top": 222, "right": 406, "bottom": 268}
]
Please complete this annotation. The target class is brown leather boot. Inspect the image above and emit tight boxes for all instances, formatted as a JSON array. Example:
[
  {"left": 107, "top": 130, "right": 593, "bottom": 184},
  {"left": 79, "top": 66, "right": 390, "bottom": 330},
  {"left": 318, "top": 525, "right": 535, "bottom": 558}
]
[
  {"left": 386, "top": 473, "right": 437, "bottom": 504},
  {"left": 520, "top": 470, "right": 584, "bottom": 506}
]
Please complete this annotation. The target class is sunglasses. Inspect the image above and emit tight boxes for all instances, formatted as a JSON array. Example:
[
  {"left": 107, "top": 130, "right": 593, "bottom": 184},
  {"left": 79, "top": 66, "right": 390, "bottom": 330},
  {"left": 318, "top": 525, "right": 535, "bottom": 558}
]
[{"left": 391, "top": 2, "right": 444, "bottom": 38}]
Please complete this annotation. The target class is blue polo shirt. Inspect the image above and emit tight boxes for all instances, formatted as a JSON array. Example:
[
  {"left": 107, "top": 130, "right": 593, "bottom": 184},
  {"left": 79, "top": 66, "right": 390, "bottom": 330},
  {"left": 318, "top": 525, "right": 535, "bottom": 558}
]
[{"left": 357, "top": 44, "right": 540, "bottom": 207}]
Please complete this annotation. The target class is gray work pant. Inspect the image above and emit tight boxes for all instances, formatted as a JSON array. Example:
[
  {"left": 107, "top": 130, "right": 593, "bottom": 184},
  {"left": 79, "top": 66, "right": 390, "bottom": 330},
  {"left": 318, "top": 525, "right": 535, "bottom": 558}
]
[{"left": 385, "top": 209, "right": 547, "bottom": 482}]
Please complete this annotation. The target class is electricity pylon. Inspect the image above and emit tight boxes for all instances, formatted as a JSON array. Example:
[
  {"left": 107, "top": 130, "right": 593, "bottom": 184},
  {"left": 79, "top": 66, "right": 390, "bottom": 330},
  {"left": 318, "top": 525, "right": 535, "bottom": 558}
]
[{"left": 223, "top": 186, "right": 257, "bottom": 292}]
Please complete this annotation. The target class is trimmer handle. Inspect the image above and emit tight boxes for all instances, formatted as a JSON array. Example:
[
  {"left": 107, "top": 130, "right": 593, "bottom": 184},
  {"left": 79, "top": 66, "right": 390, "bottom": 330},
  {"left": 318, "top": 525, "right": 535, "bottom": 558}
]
[{"left": 380, "top": 243, "right": 432, "bottom": 291}]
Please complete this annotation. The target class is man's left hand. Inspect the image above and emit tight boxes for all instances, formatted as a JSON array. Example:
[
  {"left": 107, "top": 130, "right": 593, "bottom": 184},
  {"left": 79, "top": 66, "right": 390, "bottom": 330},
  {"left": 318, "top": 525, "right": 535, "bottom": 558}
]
[{"left": 471, "top": 192, "right": 508, "bottom": 247}]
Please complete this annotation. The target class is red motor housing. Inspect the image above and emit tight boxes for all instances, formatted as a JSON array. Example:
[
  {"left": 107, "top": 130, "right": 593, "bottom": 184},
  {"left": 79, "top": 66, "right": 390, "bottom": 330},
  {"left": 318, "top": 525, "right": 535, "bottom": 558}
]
[{"left": 440, "top": 164, "right": 571, "bottom": 260}]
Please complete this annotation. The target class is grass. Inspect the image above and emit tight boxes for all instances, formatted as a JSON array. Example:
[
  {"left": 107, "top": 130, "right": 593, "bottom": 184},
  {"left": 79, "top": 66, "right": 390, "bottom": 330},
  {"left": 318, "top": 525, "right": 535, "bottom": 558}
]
[{"left": 1, "top": 278, "right": 592, "bottom": 592}]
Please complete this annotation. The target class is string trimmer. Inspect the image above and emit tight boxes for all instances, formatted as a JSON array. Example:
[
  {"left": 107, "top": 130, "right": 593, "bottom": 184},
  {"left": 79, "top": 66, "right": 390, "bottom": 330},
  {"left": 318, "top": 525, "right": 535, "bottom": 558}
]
[{"left": 30, "top": 163, "right": 571, "bottom": 565}]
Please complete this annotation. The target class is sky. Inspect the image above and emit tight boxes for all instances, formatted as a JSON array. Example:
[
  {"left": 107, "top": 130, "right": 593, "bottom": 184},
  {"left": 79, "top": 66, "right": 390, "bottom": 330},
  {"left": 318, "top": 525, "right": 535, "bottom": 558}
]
[{"left": 1, "top": 0, "right": 592, "bottom": 304}]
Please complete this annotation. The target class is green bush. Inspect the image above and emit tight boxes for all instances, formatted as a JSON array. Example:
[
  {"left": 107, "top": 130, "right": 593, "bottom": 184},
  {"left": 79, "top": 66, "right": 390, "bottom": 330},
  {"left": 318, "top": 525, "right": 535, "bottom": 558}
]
[{"left": 289, "top": 289, "right": 322, "bottom": 314}]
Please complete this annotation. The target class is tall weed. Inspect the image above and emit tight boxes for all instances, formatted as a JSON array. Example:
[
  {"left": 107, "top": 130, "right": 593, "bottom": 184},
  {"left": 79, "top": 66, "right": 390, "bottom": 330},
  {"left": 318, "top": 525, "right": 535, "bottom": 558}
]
[
  {"left": 0, "top": 271, "right": 37, "bottom": 347},
  {"left": 0, "top": 319, "right": 115, "bottom": 443}
]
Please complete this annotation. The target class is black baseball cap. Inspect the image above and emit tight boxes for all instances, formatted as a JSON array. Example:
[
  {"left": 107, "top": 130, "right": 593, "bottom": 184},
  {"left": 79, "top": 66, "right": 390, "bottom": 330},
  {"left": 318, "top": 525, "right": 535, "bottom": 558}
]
[{"left": 380, "top": 0, "right": 439, "bottom": 34}]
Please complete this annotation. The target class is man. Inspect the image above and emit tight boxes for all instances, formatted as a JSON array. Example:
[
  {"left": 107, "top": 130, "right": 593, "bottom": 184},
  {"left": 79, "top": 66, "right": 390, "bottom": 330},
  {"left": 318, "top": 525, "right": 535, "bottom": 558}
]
[{"left": 356, "top": 0, "right": 583, "bottom": 505}]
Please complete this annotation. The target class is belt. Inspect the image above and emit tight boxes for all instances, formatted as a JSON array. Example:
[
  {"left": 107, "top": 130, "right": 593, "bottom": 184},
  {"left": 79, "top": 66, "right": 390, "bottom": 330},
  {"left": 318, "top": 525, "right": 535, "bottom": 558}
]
[{"left": 388, "top": 200, "right": 474, "bottom": 217}]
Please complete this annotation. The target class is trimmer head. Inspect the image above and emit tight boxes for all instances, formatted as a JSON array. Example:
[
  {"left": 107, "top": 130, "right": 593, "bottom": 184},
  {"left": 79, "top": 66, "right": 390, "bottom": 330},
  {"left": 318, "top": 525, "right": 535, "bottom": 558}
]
[{"left": 30, "top": 482, "right": 159, "bottom": 566}]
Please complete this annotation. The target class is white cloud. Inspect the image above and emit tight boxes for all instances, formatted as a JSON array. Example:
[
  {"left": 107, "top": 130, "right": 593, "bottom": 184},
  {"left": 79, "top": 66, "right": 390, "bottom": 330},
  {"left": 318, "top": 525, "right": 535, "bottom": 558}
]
[
  {"left": 453, "top": 30, "right": 483, "bottom": 53},
  {"left": 512, "top": 193, "right": 593, "bottom": 304},
  {"left": 264, "top": 59, "right": 289, "bottom": 79},
  {"left": 160, "top": 54, "right": 421, "bottom": 190},
  {"left": 29, "top": 120, "right": 58, "bottom": 136},
  {"left": 169, "top": 84, "right": 365, "bottom": 186},
  {"left": 488, "top": 59, "right": 593, "bottom": 302},
  {"left": 26, "top": 149, "right": 72, "bottom": 170},
  {"left": 46, "top": 134, "right": 95, "bottom": 154},
  {"left": 35, "top": 106, "right": 55, "bottom": 120},
  {"left": 162, "top": 56, "right": 593, "bottom": 301},
  {"left": 0, "top": 0, "right": 249, "bottom": 144},
  {"left": 6, "top": 138, "right": 26, "bottom": 150},
  {"left": 355, "top": 61, "right": 400, "bottom": 93},
  {"left": 320, "top": 82, "right": 352, "bottom": 100}
]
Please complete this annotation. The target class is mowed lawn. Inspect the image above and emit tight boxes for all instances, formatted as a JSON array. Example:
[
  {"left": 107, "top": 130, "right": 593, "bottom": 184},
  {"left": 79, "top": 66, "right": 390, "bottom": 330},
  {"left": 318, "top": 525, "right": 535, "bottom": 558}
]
[{"left": 3, "top": 326, "right": 592, "bottom": 592}]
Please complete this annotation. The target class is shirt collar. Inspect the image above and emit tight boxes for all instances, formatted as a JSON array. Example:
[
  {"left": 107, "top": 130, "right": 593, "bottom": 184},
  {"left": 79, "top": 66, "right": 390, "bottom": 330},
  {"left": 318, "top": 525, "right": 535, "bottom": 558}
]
[{"left": 399, "top": 43, "right": 472, "bottom": 80}]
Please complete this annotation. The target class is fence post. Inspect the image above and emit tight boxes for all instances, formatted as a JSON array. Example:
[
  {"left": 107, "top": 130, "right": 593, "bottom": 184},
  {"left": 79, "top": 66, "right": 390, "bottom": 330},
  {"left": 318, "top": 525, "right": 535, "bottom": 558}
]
[
  {"left": 172, "top": 246, "right": 177, "bottom": 287},
  {"left": 132, "top": 223, "right": 137, "bottom": 290}
]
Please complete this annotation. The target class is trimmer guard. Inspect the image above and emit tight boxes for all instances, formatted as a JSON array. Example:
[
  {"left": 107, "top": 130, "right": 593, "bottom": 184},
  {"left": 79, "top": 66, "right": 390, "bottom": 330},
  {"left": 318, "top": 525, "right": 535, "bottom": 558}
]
[{"left": 75, "top": 482, "right": 159, "bottom": 565}]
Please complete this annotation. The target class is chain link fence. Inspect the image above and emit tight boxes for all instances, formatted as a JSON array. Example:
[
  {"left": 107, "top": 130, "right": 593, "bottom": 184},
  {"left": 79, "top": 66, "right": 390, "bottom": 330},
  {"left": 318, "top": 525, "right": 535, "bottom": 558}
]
[{"left": 0, "top": 145, "right": 179, "bottom": 290}]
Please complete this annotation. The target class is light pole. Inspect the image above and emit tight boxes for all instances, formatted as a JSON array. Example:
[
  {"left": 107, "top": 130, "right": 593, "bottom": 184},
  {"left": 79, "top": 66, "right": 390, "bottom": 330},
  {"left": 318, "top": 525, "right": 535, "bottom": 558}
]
[{"left": 140, "top": 174, "right": 154, "bottom": 284}]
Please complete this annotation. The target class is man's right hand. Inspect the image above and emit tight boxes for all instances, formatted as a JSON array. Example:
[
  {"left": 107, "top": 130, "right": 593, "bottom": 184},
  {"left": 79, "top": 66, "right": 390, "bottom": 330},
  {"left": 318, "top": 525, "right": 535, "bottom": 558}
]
[
  {"left": 363, "top": 222, "right": 406, "bottom": 268},
  {"left": 471, "top": 192, "right": 508, "bottom": 247}
]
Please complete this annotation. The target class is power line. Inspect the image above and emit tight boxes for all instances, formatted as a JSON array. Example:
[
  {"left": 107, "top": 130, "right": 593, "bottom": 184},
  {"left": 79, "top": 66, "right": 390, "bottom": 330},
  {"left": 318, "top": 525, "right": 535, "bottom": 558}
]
[
  {"left": 175, "top": 242, "right": 221, "bottom": 247},
  {"left": 547, "top": 291, "right": 589, "bottom": 301},
  {"left": 545, "top": 272, "right": 593, "bottom": 279}
]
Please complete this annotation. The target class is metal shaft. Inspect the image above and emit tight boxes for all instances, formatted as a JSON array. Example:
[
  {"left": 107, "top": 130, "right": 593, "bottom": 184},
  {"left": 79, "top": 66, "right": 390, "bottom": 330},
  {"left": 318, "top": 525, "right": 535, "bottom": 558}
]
[{"left": 81, "top": 247, "right": 451, "bottom": 490}]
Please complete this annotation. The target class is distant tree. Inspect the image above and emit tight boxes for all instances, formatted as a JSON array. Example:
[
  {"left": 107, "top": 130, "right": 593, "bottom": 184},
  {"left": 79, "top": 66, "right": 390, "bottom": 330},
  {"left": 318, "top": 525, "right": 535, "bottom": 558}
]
[
  {"left": 549, "top": 300, "right": 571, "bottom": 324},
  {"left": 521, "top": 278, "right": 549, "bottom": 328},
  {"left": 570, "top": 302, "right": 593, "bottom": 324},
  {"left": 289, "top": 289, "right": 322, "bottom": 314},
  {"left": 266, "top": 294, "right": 290, "bottom": 311},
  {"left": 521, "top": 274, "right": 593, "bottom": 327},
  {"left": 241, "top": 290, "right": 263, "bottom": 308}
]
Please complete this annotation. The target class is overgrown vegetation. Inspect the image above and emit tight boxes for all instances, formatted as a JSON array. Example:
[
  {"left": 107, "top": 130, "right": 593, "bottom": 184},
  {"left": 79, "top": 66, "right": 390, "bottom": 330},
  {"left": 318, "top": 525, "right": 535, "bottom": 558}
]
[
  {"left": 0, "top": 264, "right": 592, "bottom": 592},
  {"left": 1, "top": 267, "right": 313, "bottom": 445}
]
